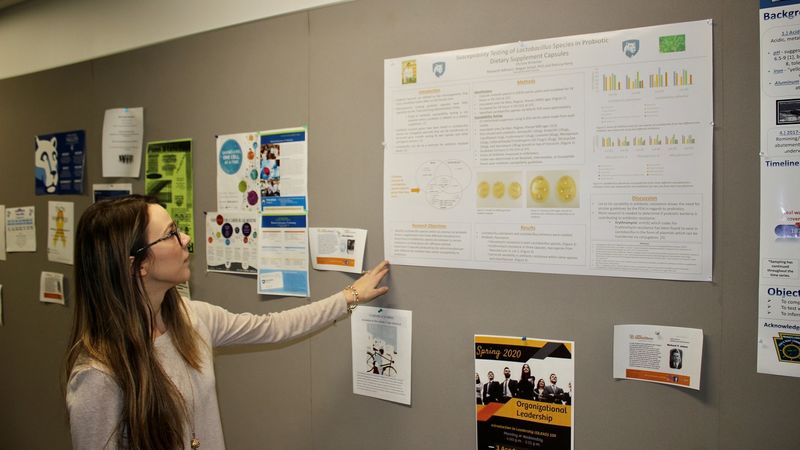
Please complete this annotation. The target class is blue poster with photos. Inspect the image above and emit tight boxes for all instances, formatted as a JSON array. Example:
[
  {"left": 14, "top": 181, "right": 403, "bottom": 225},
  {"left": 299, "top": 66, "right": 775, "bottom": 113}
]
[{"left": 35, "top": 130, "right": 85, "bottom": 195}]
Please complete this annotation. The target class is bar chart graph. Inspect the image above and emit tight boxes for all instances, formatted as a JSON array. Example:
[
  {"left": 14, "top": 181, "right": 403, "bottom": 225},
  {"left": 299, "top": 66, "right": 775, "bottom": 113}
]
[{"left": 600, "top": 68, "right": 695, "bottom": 91}]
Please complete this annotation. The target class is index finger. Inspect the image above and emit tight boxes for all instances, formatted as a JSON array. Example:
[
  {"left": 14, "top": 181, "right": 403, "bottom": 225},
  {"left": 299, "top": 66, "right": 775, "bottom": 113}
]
[{"left": 368, "top": 259, "right": 390, "bottom": 274}]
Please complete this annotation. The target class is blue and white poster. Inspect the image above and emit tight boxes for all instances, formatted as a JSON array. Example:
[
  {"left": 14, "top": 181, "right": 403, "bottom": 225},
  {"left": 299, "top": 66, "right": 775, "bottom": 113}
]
[
  {"left": 35, "top": 130, "right": 85, "bottom": 195},
  {"left": 257, "top": 212, "right": 310, "bottom": 297},
  {"left": 259, "top": 128, "right": 308, "bottom": 211},
  {"left": 257, "top": 127, "right": 310, "bottom": 297}
]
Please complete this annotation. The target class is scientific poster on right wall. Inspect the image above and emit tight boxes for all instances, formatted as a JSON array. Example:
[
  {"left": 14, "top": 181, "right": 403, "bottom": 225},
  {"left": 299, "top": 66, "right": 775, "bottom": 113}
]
[
  {"left": 758, "top": 0, "right": 800, "bottom": 377},
  {"left": 384, "top": 20, "right": 713, "bottom": 281}
]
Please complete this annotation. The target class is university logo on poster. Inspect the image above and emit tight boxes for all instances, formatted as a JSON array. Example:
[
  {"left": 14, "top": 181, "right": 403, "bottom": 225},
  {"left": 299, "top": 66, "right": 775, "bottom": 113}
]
[
  {"left": 432, "top": 61, "right": 446, "bottom": 78},
  {"left": 35, "top": 130, "right": 85, "bottom": 195},
  {"left": 622, "top": 39, "right": 640, "bottom": 57}
]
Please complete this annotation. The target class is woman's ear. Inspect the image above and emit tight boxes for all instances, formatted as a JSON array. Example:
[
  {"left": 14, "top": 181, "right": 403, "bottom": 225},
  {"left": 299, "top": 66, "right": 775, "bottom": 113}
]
[{"left": 130, "top": 255, "right": 149, "bottom": 278}]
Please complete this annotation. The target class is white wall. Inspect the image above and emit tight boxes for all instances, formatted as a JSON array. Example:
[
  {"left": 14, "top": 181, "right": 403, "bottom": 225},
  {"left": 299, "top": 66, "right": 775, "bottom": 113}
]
[{"left": 0, "top": 0, "right": 347, "bottom": 80}]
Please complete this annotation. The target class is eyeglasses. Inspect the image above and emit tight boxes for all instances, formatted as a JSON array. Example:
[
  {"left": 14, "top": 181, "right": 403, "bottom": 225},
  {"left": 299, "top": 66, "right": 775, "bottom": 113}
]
[{"left": 132, "top": 226, "right": 183, "bottom": 255}]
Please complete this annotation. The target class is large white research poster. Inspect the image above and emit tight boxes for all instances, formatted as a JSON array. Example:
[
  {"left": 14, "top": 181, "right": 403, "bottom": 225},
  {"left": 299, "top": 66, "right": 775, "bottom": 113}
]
[
  {"left": 384, "top": 20, "right": 713, "bottom": 281},
  {"left": 758, "top": 0, "right": 800, "bottom": 377}
]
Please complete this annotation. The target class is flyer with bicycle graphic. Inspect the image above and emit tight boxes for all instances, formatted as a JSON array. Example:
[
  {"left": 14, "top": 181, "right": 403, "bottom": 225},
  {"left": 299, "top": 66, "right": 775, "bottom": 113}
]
[
  {"left": 475, "top": 335, "right": 574, "bottom": 450},
  {"left": 351, "top": 305, "right": 412, "bottom": 405}
]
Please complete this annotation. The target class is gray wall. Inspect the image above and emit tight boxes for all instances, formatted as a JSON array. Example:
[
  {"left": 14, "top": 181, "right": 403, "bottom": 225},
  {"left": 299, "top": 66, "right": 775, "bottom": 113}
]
[{"left": 0, "top": 1, "right": 791, "bottom": 449}]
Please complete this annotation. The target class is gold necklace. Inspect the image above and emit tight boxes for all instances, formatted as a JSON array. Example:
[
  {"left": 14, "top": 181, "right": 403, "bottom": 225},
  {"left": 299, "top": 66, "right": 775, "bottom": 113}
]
[{"left": 183, "top": 363, "right": 200, "bottom": 449}]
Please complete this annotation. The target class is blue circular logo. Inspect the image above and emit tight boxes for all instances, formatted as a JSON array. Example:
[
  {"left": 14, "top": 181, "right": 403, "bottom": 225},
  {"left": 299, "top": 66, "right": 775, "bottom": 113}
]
[{"left": 219, "top": 139, "right": 242, "bottom": 175}]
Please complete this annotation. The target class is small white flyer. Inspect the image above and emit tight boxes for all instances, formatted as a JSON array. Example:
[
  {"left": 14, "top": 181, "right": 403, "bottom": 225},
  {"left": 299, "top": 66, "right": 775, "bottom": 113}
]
[
  {"left": 613, "top": 324, "right": 703, "bottom": 390},
  {"left": 351, "top": 305, "right": 412, "bottom": 405},
  {"left": 0, "top": 205, "right": 6, "bottom": 260},
  {"left": 92, "top": 183, "right": 132, "bottom": 202},
  {"left": 6, "top": 206, "right": 36, "bottom": 253},
  {"left": 47, "top": 201, "right": 74, "bottom": 265},
  {"left": 309, "top": 227, "right": 367, "bottom": 273},
  {"left": 40, "top": 271, "right": 65, "bottom": 305},
  {"left": 102, "top": 107, "right": 144, "bottom": 177}
]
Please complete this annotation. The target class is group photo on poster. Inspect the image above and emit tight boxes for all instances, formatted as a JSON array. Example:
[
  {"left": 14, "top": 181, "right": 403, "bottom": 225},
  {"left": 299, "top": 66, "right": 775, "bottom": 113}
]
[{"left": 475, "top": 335, "right": 574, "bottom": 450}]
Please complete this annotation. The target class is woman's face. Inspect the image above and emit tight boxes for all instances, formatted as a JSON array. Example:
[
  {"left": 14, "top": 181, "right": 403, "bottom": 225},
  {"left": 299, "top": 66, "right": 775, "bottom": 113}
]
[
  {"left": 522, "top": 364, "right": 530, "bottom": 374},
  {"left": 537, "top": 379, "right": 545, "bottom": 389},
  {"left": 140, "top": 204, "right": 191, "bottom": 290}
]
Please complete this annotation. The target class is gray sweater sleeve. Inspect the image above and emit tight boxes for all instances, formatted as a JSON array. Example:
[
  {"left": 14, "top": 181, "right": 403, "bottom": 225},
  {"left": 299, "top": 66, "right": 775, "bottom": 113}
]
[
  {"left": 66, "top": 366, "right": 123, "bottom": 450},
  {"left": 191, "top": 291, "right": 349, "bottom": 347}
]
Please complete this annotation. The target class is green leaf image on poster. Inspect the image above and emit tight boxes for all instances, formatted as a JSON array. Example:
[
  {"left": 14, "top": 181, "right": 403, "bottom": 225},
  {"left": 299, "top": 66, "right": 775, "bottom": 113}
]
[{"left": 659, "top": 34, "right": 686, "bottom": 53}]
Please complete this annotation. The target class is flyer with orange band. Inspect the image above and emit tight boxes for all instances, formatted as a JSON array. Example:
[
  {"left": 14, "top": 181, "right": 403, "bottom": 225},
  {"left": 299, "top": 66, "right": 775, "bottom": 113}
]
[{"left": 613, "top": 324, "right": 703, "bottom": 390}]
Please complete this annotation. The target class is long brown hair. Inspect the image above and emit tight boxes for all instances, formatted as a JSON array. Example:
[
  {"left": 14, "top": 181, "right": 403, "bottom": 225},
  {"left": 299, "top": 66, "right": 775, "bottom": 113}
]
[{"left": 65, "top": 195, "right": 202, "bottom": 450}]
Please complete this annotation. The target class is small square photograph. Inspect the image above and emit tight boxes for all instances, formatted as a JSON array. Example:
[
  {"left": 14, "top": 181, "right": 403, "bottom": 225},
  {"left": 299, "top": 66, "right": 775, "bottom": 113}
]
[{"left": 776, "top": 98, "right": 800, "bottom": 125}]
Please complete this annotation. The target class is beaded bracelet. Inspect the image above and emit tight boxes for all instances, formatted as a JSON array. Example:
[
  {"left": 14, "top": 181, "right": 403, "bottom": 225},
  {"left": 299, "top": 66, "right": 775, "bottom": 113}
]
[{"left": 345, "top": 285, "right": 360, "bottom": 312}]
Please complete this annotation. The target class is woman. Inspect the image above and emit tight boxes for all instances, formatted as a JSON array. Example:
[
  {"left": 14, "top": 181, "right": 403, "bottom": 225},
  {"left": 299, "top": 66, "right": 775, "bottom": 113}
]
[
  {"left": 516, "top": 363, "right": 534, "bottom": 400},
  {"left": 533, "top": 378, "right": 547, "bottom": 402},
  {"left": 64, "top": 195, "right": 389, "bottom": 450}
]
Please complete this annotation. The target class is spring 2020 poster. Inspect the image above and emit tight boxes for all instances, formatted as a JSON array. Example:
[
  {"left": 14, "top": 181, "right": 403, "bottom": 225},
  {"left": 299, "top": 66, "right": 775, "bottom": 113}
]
[{"left": 475, "top": 335, "right": 574, "bottom": 450}]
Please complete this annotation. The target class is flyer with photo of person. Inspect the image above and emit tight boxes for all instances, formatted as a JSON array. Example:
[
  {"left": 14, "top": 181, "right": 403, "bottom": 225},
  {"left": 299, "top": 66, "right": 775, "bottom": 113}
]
[
  {"left": 475, "top": 335, "right": 574, "bottom": 450},
  {"left": 613, "top": 324, "right": 703, "bottom": 390},
  {"left": 309, "top": 227, "right": 367, "bottom": 274}
]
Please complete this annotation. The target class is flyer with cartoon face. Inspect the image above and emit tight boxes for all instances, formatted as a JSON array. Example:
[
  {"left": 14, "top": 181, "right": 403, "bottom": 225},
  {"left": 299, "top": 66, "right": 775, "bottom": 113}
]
[{"left": 35, "top": 130, "right": 85, "bottom": 195}]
